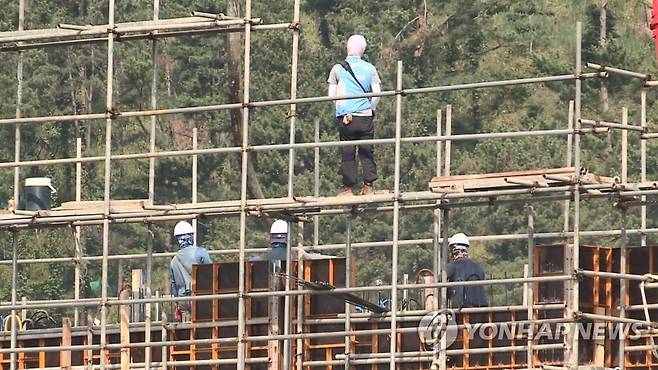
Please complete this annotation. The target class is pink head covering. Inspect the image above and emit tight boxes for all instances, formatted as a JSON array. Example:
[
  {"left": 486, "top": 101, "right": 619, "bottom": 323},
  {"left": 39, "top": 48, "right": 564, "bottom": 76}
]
[{"left": 347, "top": 34, "right": 367, "bottom": 57}]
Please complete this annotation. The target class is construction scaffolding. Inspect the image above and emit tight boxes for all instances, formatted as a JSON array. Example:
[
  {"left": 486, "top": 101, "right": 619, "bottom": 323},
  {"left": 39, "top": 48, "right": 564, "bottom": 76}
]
[{"left": 0, "top": 0, "right": 657, "bottom": 369}]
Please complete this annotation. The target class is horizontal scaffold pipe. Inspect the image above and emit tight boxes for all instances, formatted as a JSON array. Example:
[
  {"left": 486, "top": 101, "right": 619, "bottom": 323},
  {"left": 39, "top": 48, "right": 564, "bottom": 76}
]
[
  {"left": 0, "top": 275, "right": 570, "bottom": 310},
  {"left": 334, "top": 337, "right": 567, "bottom": 360},
  {"left": 0, "top": 72, "right": 604, "bottom": 126},
  {"left": 25, "top": 357, "right": 269, "bottom": 370},
  {"left": 6, "top": 182, "right": 655, "bottom": 229},
  {"left": 0, "top": 127, "right": 607, "bottom": 169},
  {"left": 580, "top": 118, "right": 645, "bottom": 132},
  {"left": 586, "top": 62, "right": 649, "bottom": 80},
  {"left": 0, "top": 17, "right": 261, "bottom": 44},
  {"left": 3, "top": 224, "right": 658, "bottom": 265},
  {"left": 578, "top": 269, "right": 656, "bottom": 282},
  {"left": 304, "top": 344, "right": 564, "bottom": 366},
  {"left": 0, "top": 323, "right": 570, "bottom": 355},
  {"left": 0, "top": 22, "right": 292, "bottom": 52}
]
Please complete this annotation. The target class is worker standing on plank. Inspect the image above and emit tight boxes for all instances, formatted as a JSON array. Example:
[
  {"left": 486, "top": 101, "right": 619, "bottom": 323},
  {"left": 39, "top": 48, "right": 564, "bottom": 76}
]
[
  {"left": 446, "top": 233, "right": 488, "bottom": 308},
  {"left": 328, "top": 34, "right": 382, "bottom": 196},
  {"left": 170, "top": 220, "right": 212, "bottom": 321}
]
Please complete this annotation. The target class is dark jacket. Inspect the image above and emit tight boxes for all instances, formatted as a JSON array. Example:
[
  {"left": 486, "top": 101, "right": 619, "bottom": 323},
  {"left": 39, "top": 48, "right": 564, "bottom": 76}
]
[{"left": 446, "top": 258, "right": 488, "bottom": 308}]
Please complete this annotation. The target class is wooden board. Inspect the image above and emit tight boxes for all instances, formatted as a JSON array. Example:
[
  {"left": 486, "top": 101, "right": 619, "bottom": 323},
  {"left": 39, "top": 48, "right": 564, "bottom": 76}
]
[
  {"left": 54, "top": 199, "right": 152, "bottom": 211},
  {"left": 428, "top": 168, "right": 623, "bottom": 194},
  {"left": 429, "top": 167, "right": 576, "bottom": 183}
]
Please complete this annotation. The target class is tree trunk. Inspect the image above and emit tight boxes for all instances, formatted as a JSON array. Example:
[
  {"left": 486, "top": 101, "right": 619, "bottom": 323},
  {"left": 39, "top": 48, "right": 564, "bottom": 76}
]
[
  {"left": 226, "top": 0, "right": 269, "bottom": 217},
  {"left": 599, "top": 0, "right": 609, "bottom": 112}
]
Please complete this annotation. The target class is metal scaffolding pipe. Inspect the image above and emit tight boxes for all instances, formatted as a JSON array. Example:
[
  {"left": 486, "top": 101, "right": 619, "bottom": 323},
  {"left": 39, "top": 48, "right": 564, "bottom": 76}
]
[
  {"left": 0, "top": 72, "right": 603, "bottom": 126},
  {"left": 567, "top": 21, "right": 582, "bottom": 367},
  {"left": 580, "top": 118, "right": 645, "bottom": 132},
  {"left": 304, "top": 343, "right": 564, "bottom": 366},
  {"left": 236, "top": 1, "right": 252, "bottom": 368},
  {"left": 0, "top": 23, "right": 293, "bottom": 52},
  {"left": 578, "top": 270, "right": 653, "bottom": 281},
  {"left": 8, "top": 224, "right": 658, "bottom": 266},
  {"left": 0, "top": 127, "right": 608, "bottom": 170},
  {"left": 99, "top": 0, "right": 116, "bottom": 367},
  {"left": 0, "top": 18, "right": 257, "bottom": 44},
  {"left": 586, "top": 62, "right": 649, "bottom": 80},
  {"left": 0, "top": 323, "right": 569, "bottom": 355},
  {"left": 0, "top": 275, "right": 570, "bottom": 311}
]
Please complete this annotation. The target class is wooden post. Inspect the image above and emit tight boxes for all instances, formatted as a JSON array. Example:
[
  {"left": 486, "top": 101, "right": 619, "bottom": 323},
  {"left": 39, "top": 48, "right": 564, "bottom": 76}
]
[
  {"left": 268, "top": 262, "right": 281, "bottom": 369},
  {"left": 61, "top": 318, "right": 72, "bottom": 370},
  {"left": 119, "top": 288, "right": 131, "bottom": 370},
  {"left": 131, "top": 269, "right": 143, "bottom": 322}
]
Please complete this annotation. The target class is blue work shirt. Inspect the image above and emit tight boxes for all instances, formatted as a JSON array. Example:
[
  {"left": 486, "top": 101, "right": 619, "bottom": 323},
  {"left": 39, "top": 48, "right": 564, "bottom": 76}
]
[
  {"left": 328, "top": 56, "right": 381, "bottom": 117},
  {"left": 170, "top": 246, "right": 212, "bottom": 297}
]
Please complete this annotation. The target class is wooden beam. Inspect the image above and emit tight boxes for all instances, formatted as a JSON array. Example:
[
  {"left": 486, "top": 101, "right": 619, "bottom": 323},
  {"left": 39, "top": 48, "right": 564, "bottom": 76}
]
[
  {"left": 119, "top": 288, "right": 131, "bottom": 370},
  {"left": 60, "top": 317, "right": 72, "bottom": 370}
]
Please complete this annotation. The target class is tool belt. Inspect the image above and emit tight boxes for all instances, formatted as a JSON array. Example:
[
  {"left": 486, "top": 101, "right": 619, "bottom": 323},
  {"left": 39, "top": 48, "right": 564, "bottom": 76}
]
[{"left": 342, "top": 114, "right": 353, "bottom": 125}]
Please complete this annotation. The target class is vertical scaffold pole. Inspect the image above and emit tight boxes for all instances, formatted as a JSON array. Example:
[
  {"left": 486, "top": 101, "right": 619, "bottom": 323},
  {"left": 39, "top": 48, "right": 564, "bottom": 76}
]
[
  {"left": 10, "top": 2, "right": 24, "bottom": 368},
  {"left": 145, "top": 1, "right": 159, "bottom": 368},
  {"left": 237, "top": 0, "right": 253, "bottom": 368},
  {"left": 641, "top": 91, "right": 647, "bottom": 247},
  {"left": 527, "top": 205, "right": 535, "bottom": 368},
  {"left": 619, "top": 208, "right": 627, "bottom": 370},
  {"left": 567, "top": 21, "right": 582, "bottom": 370},
  {"left": 444, "top": 105, "right": 452, "bottom": 177},
  {"left": 283, "top": 4, "right": 301, "bottom": 365},
  {"left": 389, "top": 60, "right": 403, "bottom": 370},
  {"left": 192, "top": 123, "right": 198, "bottom": 239},
  {"left": 618, "top": 107, "right": 629, "bottom": 370},
  {"left": 621, "top": 107, "right": 628, "bottom": 184},
  {"left": 74, "top": 132, "right": 82, "bottom": 327},
  {"left": 438, "top": 104, "right": 452, "bottom": 370},
  {"left": 313, "top": 117, "right": 320, "bottom": 246},
  {"left": 438, "top": 208, "right": 450, "bottom": 370},
  {"left": 10, "top": 231, "right": 18, "bottom": 370},
  {"left": 100, "top": 0, "right": 116, "bottom": 368},
  {"left": 148, "top": 0, "right": 158, "bottom": 204},
  {"left": 563, "top": 101, "right": 574, "bottom": 233},
  {"left": 13, "top": 0, "right": 24, "bottom": 214},
  {"left": 432, "top": 109, "right": 442, "bottom": 310},
  {"left": 295, "top": 220, "right": 304, "bottom": 370},
  {"left": 344, "top": 217, "right": 352, "bottom": 368}
]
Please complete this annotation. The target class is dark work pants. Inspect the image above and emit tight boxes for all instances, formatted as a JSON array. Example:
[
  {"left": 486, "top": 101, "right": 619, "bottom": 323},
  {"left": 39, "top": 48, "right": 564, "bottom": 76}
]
[{"left": 337, "top": 115, "right": 378, "bottom": 187}]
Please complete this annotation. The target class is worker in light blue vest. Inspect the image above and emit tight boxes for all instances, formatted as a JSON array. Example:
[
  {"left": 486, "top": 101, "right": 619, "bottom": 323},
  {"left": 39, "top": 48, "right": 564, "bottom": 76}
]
[
  {"left": 328, "top": 34, "right": 382, "bottom": 197},
  {"left": 170, "top": 221, "right": 212, "bottom": 321}
]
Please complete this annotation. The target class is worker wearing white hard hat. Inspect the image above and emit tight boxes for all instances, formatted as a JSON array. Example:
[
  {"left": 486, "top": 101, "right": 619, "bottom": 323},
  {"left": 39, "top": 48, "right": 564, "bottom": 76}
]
[
  {"left": 251, "top": 219, "right": 330, "bottom": 261},
  {"left": 251, "top": 219, "right": 290, "bottom": 261},
  {"left": 170, "top": 221, "right": 212, "bottom": 320},
  {"left": 446, "top": 233, "right": 488, "bottom": 308}
]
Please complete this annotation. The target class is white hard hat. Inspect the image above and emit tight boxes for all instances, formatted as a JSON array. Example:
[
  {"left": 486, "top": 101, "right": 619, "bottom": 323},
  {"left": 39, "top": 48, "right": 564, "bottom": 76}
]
[
  {"left": 270, "top": 219, "right": 288, "bottom": 235},
  {"left": 173, "top": 221, "right": 194, "bottom": 236},
  {"left": 448, "top": 233, "right": 469, "bottom": 249},
  {"left": 270, "top": 219, "right": 288, "bottom": 244}
]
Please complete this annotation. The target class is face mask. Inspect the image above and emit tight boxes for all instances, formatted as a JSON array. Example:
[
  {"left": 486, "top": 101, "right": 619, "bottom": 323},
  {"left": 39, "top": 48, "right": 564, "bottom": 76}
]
[
  {"left": 271, "top": 242, "right": 287, "bottom": 249},
  {"left": 177, "top": 234, "right": 194, "bottom": 249}
]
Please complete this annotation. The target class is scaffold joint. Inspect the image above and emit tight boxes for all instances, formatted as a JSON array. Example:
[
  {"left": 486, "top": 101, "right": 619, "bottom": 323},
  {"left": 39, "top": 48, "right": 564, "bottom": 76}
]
[
  {"left": 107, "top": 107, "right": 121, "bottom": 119},
  {"left": 289, "top": 22, "right": 301, "bottom": 30}
]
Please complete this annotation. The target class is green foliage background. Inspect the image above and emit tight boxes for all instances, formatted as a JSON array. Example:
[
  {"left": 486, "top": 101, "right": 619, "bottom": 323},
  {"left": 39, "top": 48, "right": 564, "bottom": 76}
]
[{"left": 0, "top": 0, "right": 657, "bottom": 322}]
